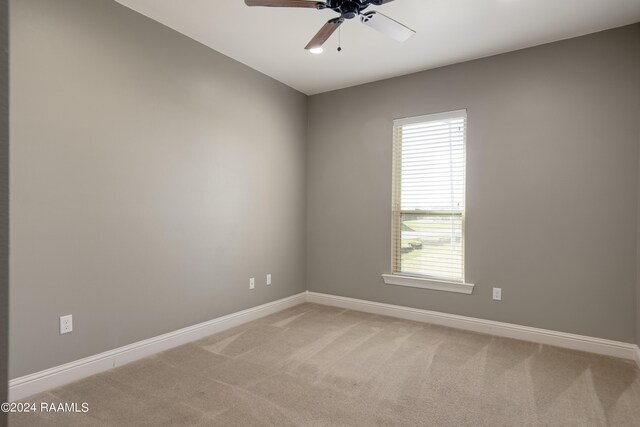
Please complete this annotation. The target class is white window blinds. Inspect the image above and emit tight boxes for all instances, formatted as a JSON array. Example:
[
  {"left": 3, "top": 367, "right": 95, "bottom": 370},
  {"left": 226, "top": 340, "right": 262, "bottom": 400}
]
[{"left": 392, "top": 110, "right": 467, "bottom": 282}]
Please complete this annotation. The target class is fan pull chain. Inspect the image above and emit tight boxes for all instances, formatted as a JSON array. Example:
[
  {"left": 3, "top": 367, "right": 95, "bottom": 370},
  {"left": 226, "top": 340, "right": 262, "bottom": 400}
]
[{"left": 338, "top": 26, "right": 342, "bottom": 52}]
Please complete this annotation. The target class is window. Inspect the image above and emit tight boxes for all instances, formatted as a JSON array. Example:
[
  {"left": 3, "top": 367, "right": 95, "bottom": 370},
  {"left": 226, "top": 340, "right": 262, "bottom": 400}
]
[{"left": 390, "top": 110, "right": 467, "bottom": 285}]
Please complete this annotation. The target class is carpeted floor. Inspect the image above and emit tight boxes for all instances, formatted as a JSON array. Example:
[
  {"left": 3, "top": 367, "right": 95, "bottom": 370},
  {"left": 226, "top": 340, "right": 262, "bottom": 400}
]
[{"left": 9, "top": 303, "right": 640, "bottom": 426}]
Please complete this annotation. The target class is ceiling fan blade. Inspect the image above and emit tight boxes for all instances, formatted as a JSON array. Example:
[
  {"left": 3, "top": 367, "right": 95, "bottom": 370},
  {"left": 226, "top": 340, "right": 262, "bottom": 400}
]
[
  {"left": 361, "top": 11, "right": 415, "bottom": 42},
  {"left": 244, "top": 0, "right": 325, "bottom": 8},
  {"left": 304, "top": 17, "right": 343, "bottom": 50},
  {"left": 371, "top": 0, "right": 396, "bottom": 4}
]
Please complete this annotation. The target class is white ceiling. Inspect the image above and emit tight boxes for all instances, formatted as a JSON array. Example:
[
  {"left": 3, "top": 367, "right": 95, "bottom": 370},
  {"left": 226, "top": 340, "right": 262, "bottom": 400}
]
[{"left": 115, "top": 0, "right": 640, "bottom": 95}]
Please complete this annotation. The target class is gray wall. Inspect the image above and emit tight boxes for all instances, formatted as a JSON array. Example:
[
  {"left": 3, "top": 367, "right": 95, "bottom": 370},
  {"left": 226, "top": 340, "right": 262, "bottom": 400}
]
[
  {"left": 637, "top": 21, "right": 640, "bottom": 345},
  {"left": 10, "top": 0, "right": 307, "bottom": 378},
  {"left": 307, "top": 24, "right": 640, "bottom": 343},
  {"left": 1, "top": 0, "right": 7, "bottom": 421}
]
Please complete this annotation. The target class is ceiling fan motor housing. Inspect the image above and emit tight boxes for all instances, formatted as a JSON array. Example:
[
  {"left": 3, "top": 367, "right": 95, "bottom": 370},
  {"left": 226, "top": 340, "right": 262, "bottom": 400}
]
[
  {"left": 326, "top": 0, "right": 373, "bottom": 20},
  {"left": 341, "top": 2, "right": 359, "bottom": 19}
]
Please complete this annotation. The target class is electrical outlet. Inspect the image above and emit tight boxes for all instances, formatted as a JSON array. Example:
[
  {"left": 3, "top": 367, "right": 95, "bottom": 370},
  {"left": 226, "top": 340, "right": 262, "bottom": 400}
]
[
  {"left": 266, "top": 274, "right": 272, "bottom": 286},
  {"left": 60, "top": 315, "right": 73, "bottom": 334},
  {"left": 249, "top": 278, "right": 255, "bottom": 290},
  {"left": 493, "top": 288, "right": 502, "bottom": 301}
]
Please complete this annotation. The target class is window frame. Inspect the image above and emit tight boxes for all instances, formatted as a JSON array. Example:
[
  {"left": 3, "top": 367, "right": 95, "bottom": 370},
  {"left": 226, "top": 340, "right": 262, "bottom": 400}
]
[{"left": 383, "top": 109, "right": 474, "bottom": 294}]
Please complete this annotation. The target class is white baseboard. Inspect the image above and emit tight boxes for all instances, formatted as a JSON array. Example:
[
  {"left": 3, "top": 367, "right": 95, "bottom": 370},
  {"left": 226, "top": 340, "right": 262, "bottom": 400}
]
[
  {"left": 9, "top": 292, "right": 307, "bottom": 402},
  {"left": 9, "top": 290, "right": 640, "bottom": 401},
  {"left": 306, "top": 292, "right": 640, "bottom": 364}
]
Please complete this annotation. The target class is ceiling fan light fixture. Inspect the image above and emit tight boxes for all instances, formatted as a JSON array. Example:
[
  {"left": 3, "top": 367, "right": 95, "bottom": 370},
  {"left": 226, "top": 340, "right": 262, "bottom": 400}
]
[{"left": 309, "top": 47, "right": 324, "bottom": 54}]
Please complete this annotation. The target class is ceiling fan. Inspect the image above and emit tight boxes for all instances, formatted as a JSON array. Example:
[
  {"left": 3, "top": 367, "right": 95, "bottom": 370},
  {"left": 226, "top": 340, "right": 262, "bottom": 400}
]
[{"left": 244, "top": 0, "right": 415, "bottom": 52}]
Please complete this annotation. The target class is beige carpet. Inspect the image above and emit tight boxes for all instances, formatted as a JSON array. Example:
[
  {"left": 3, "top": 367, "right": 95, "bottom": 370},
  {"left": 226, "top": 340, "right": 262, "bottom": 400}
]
[{"left": 9, "top": 303, "right": 640, "bottom": 426}]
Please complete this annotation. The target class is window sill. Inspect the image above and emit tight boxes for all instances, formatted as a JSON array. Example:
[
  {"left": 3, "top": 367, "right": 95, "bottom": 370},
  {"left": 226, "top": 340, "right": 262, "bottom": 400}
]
[{"left": 382, "top": 274, "right": 474, "bottom": 295}]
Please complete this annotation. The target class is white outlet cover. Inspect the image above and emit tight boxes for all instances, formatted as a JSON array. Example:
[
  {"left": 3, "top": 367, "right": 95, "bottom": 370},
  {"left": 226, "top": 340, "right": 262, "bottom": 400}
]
[
  {"left": 249, "top": 278, "right": 255, "bottom": 290},
  {"left": 60, "top": 314, "right": 73, "bottom": 334},
  {"left": 493, "top": 288, "right": 502, "bottom": 301},
  {"left": 266, "top": 274, "right": 272, "bottom": 286}
]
